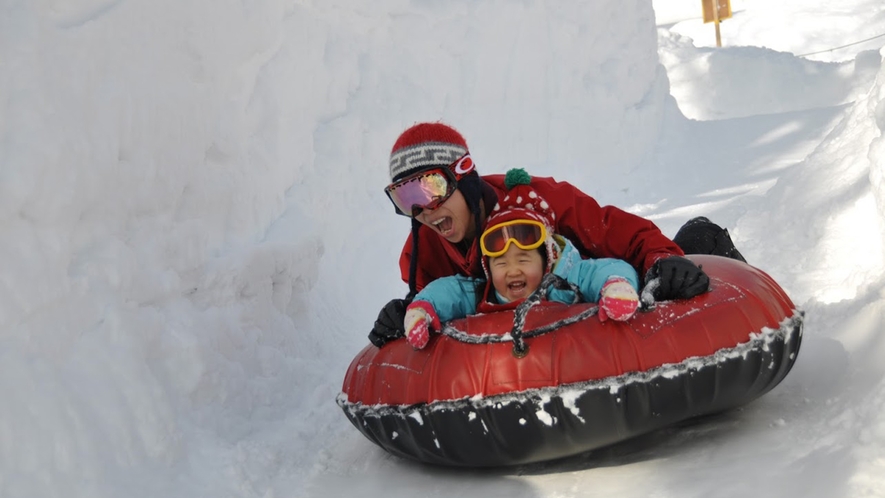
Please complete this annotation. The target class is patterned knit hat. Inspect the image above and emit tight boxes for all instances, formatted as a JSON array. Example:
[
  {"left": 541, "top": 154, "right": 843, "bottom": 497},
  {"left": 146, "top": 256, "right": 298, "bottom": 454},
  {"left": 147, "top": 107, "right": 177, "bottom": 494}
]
[
  {"left": 483, "top": 168, "right": 560, "bottom": 276},
  {"left": 389, "top": 122, "right": 485, "bottom": 297},
  {"left": 389, "top": 122, "right": 469, "bottom": 182}
]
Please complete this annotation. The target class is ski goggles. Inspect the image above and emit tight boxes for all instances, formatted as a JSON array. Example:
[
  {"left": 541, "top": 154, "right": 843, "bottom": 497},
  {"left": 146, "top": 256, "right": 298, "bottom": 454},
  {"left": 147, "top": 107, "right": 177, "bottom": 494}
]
[
  {"left": 480, "top": 219, "right": 548, "bottom": 258},
  {"left": 384, "top": 154, "right": 475, "bottom": 217}
]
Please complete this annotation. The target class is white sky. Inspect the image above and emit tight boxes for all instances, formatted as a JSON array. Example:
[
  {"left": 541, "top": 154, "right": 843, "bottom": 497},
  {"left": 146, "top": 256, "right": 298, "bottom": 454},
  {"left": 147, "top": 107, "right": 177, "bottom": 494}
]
[{"left": 2, "top": 0, "right": 885, "bottom": 497}]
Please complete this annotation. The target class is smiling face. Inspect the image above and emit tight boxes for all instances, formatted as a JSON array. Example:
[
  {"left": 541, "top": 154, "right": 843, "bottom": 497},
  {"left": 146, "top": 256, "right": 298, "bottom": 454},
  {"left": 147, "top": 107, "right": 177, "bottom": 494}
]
[
  {"left": 415, "top": 189, "right": 477, "bottom": 244},
  {"left": 488, "top": 246, "right": 545, "bottom": 302}
]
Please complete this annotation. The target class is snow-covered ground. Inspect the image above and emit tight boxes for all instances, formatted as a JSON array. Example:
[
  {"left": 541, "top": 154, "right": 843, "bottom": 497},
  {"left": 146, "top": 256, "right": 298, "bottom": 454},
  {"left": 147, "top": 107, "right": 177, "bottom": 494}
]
[{"left": 2, "top": 0, "right": 885, "bottom": 496}]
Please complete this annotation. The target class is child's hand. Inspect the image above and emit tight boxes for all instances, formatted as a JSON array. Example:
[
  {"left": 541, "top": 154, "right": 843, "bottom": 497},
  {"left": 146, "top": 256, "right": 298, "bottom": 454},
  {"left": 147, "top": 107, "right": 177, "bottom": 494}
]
[
  {"left": 598, "top": 277, "right": 639, "bottom": 322},
  {"left": 403, "top": 301, "right": 441, "bottom": 349}
]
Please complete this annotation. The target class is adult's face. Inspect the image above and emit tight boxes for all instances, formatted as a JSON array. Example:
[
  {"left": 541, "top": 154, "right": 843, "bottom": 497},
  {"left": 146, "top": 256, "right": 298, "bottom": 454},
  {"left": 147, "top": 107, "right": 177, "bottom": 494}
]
[{"left": 415, "top": 189, "right": 476, "bottom": 244}]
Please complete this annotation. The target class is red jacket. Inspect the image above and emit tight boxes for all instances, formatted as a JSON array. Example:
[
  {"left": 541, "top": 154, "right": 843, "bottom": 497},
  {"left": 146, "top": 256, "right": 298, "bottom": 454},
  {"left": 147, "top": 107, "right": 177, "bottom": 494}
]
[{"left": 399, "top": 174, "right": 683, "bottom": 292}]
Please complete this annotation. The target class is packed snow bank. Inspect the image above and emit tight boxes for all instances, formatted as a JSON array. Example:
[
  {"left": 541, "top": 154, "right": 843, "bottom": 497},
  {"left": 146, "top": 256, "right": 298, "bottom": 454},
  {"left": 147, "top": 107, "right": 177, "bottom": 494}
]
[
  {"left": 736, "top": 48, "right": 885, "bottom": 496},
  {"left": 0, "top": 1, "right": 321, "bottom": 495},
  {"left": 658, "top": 31, "right": 882, "bottom": 120},
  {"left": 868, "top": 52, "right": 885, "bottom": 238},
  {"left": 0, "top": 0, "right": 676, "bottom": 496},
  {"left": 658, "top": 0, "right": 885, "bottom": 63},
  {"left": 736, "top": 49, "right": 885, "bottom": 305}
]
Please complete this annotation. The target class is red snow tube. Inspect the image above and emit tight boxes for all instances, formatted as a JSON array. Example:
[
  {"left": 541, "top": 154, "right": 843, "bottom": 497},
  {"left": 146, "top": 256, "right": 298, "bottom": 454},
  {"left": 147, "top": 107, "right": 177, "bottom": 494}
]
[{"left": 337, "top": 255, "right": 803, "bottom": 467}]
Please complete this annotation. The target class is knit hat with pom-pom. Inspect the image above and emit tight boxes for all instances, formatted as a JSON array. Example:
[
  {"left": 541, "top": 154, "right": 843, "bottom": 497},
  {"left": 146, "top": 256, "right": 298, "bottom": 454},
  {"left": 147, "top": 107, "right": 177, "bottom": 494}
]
[
  {"left": 487, "top": 168, "right": 556, "bottom": 227},
  {"left": 482, "top": 168, "right": 559, "bottom": 276}
]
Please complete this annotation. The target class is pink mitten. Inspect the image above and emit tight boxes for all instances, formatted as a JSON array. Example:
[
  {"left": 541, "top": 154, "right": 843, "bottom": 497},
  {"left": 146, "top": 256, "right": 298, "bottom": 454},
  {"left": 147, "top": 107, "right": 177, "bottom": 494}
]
[
  {"left": 403, "top": 301, "right": 441, "bottom": 349},
  {"left": 598, "top": 277, "right": 639, "bottom": 322}
]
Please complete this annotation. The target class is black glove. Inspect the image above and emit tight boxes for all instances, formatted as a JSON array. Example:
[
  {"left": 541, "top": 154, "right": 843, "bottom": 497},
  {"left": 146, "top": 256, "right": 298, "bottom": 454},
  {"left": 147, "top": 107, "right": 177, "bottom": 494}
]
[
  {"left": 368, "top": 298, "right": 411, "bottom": 348},
  {"left": 645, "top": 256, "right": 710, "bottom": 301}
]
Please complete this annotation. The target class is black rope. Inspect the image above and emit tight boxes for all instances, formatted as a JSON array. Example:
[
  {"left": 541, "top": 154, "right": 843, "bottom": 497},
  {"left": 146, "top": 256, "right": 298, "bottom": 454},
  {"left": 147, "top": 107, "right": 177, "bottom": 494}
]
[
  {"left": 510, "top": 273, "right": 580, "bottom": 357},
  {"left": 440, "top": 304, "right": 597, "bottom": 344},
  {"left": 440, "top": 273, "right": 606, "bottom": 345}
]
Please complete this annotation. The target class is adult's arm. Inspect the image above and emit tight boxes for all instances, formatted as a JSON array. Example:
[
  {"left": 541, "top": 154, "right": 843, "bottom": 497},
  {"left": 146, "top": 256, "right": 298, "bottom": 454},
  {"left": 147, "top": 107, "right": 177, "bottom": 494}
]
[
  {"left": 539, "top": 178, "right": 709, "bottom": 301},
  {"left": 530, "top": 176, "right": 683, "bottom": 277}
]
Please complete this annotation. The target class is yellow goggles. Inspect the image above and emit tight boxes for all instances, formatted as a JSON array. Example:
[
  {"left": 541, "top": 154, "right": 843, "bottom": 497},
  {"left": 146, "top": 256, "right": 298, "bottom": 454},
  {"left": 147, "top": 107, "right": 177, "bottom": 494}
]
[{"left": 480, "top": 219, "right": 548, "bottom": 258}]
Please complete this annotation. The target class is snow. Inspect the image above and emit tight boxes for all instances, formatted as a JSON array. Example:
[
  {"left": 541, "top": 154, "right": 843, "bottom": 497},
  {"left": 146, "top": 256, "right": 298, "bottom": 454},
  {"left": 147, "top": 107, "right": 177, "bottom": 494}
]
[{"left": 2, "top": 0, "right": 885, "bottom": 496}]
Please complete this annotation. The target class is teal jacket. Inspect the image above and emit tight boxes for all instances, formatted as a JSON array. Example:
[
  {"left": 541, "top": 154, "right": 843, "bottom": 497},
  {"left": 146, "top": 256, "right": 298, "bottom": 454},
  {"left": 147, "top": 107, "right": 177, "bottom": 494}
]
[{"left": 413, "top": 236, "right": 639, "bottom": 323}]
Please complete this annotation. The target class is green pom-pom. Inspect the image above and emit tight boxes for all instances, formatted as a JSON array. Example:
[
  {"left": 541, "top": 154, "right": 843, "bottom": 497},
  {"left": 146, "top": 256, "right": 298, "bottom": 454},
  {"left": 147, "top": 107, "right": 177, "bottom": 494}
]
[{"left": 504, "top": 168, "right": 532, "bottom": 190}]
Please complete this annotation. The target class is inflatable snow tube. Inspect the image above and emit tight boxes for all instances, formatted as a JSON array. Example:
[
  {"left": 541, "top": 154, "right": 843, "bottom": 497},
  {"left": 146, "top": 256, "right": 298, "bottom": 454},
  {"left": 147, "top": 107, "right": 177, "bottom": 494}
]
[{"left": 337, "top": 255, "right": 803, "bottom": 467}]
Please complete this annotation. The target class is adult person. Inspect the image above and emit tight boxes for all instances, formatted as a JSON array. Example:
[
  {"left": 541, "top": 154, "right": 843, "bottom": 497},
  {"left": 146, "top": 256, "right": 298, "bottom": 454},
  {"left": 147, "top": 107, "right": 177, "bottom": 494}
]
[{"left": 369, "top": 122, "right": 710, "bottom": 347}]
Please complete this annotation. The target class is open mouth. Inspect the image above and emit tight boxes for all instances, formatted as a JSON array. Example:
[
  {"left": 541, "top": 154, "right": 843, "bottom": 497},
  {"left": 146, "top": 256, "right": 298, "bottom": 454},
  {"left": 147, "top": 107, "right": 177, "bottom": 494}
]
[
  {"left": 507, "top": 281, "right": 527, "bottom": 297},
  {"left": 431, "top": 217, "right": 454, "bottom": 236}
]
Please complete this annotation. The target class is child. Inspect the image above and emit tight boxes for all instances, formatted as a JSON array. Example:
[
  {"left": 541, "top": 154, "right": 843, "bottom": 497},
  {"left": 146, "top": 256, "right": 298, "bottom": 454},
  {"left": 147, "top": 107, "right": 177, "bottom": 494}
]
[{"left": 403, "top": 169, "right": 641, "bottom": 349}]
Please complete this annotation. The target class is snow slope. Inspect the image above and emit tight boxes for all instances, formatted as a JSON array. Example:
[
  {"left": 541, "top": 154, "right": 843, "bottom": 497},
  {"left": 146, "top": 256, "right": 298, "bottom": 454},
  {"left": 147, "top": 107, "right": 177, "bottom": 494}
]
[{"left": 1, "top": 0, "right": 884, "bottom": 497}]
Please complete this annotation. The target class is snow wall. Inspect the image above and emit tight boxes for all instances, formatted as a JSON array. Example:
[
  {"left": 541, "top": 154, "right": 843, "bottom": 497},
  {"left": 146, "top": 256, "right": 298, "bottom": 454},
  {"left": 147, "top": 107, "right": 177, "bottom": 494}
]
[{"left": 0, "top": 1, "right": 671, "bottom": 496}]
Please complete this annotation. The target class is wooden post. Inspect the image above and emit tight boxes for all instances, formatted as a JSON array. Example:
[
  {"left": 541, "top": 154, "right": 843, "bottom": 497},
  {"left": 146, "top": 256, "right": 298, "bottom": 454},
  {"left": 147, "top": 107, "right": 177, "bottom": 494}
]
[
  {"left": 713, "top": 1, "right": 722, "bottom": 47},
  {"left": 702, "top": 0, "right": 731, "bottom": 47}
]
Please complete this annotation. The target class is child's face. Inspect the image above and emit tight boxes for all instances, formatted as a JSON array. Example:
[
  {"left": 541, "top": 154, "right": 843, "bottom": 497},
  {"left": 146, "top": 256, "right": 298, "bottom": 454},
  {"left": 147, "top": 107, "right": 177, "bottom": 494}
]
[{"left": 489, "top": 246, "right": 544, "bottom": 302}]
